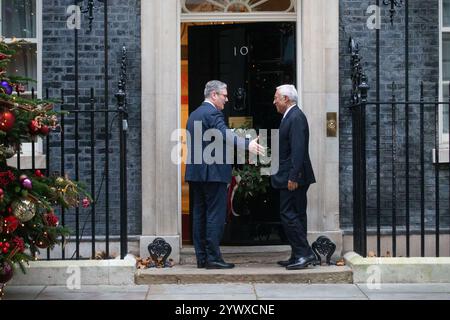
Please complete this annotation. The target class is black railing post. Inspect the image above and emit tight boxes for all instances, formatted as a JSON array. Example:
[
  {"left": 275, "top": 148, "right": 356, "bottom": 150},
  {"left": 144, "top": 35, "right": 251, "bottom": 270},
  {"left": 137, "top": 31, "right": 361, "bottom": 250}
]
[
  {"left": 434, "top": 83, "right": 440, "bottom": 257},
  {"left": 103, "top": 0, "right": 110, "bottom": 259},
  {"left": 391, "top": 82, "right": 397, "bottom": 257},
  {"left": 116, "top": 46, "right": 128, "bottom": 259},
  {"left": 31, "top": 88, "right": 36, "bottom": 171},
  {"left": 349, "top": 38, "right": 369, "bottom": 256},
  {"left": 74, "top": 0, "right": 80, "bottom": 260},
  {"left": 375, "top": 0, "right": 381, "bottom": 258},
  {"left": 420, "top": 81, "right": 425, "bottom": 257},
  {"left": 356, "top": 75, "right": 369, "bottom": 256},
  {"left": 90, "top": 87, "right": 96, "bottom": 259},
  {"left": 46, "top": 88, "right": 51, "bottom": 260},
  {"left": 404, "top": 0, "right": 410, "bottom": 258},
  {"left": 60, "top": 89, "right": 66, "bottom": 260},
  {"left": 351, "top": 102, "right": 361, "bottom": 254}
]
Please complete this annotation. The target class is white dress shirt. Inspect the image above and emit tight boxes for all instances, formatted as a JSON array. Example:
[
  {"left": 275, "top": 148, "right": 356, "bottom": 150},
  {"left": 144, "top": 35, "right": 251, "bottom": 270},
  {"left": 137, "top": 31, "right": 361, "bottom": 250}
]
[
  {"left": 283, "top": 104, "right": 298, "bottom": 119},
  {"left": 204, "top": 100, "right": 217, "bottom": 110}
]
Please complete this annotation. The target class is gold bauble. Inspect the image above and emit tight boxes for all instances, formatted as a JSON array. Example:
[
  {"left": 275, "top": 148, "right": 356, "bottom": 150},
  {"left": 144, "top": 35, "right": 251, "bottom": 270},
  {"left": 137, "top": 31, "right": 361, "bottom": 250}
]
[
  {"left": 55, "top": 177, "right": 65, "bottom": 186},
  {"left": 12, "top": 199, "right": 36, "bottom": 222},
  {"left": 0, "top": 143, "right": 18, "bottom": 159},
  {"left": 2, "top": 145, "right": 17, "bottom": 159}
]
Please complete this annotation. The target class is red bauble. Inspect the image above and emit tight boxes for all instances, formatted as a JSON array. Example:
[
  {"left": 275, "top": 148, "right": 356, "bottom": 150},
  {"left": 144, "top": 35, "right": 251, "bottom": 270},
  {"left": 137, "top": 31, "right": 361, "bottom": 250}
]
[
  {"left": 0, "top": 241, "right": 10, "bottom": 254},
  {"left": 0, "top": 261, "right": 13, "bottom": 284},
  {"left": 82, "top": 197, "right": 90, "bottom": 208},
  {"left": 44, "top": 213, "right": 59, "bottom": 227},
  {"left": 28, "top": 120, "right": 40, "bottom": 133},
  {"left": 40, "top": 125, "right": 50, "bottom": 135},
  {"left": 12, "top": 237, "right": 25, "bottom": 253},
  {"left": 3, "top": 216, "right": 19, "bottom": 233},
  {"left": 35, "top": 170, "right": 44, "bottom": 178},
  {"left": 0, "top": 110, "right": 15, "bottom": 132},
  {"left": 0, "top": 53, "right": 10, "bottom": 60},
  {"left": 15, "top": 84, "right": 25, "bottom": 93}
]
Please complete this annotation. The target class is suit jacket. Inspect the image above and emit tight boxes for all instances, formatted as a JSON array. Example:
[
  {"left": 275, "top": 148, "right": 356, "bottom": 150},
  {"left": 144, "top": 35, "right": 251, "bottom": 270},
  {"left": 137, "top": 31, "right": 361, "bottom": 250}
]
[
  {"left": 271, "top": 105, "right": 316, "bottom": 189},
  {"left": 185, "top": 102, "right": 249, "bottom": 184}
]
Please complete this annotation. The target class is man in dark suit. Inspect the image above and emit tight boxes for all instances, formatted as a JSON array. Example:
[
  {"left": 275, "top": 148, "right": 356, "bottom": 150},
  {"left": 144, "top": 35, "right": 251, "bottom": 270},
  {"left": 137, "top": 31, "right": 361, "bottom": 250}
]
[
  {"left": 271, "top": 84, "right": 317, "bottom": 270},
  {"left": 185, "top": 80, "right": 265, "bottom": 269}
]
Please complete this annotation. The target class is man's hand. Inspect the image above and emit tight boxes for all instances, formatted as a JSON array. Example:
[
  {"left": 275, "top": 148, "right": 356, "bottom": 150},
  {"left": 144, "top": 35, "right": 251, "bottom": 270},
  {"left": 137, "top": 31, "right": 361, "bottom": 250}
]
[
  {"left": 249, "top": 136, "right": 266, "bottom": 156},
  {"left": 288, "top": 180, "right": 298, "bottom": 191}
]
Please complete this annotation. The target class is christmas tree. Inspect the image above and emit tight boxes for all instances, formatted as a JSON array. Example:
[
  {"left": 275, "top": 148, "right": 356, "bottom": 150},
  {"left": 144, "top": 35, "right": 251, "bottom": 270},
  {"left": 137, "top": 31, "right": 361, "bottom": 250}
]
[{"left": 0, "top": 40, "right": 91, "bottom": 296}]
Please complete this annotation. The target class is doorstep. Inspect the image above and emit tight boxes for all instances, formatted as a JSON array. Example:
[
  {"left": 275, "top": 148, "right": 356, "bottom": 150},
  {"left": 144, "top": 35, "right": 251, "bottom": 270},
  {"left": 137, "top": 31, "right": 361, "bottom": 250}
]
[
  {"left": 181, "top": 245, "right": 298, "bottom": 265},
  {"left": 135, "top": 264, "right": 352, "bottom": 284}
]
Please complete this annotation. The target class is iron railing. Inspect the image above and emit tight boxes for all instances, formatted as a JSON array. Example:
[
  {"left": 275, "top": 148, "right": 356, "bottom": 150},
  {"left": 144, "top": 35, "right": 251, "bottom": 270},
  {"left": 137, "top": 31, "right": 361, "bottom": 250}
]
[
  {"left": 350, "top": 38, "right": 450, "bottom": 257},
  {"left": 14, "top": 46, "right": 128, "bottom": 260}
]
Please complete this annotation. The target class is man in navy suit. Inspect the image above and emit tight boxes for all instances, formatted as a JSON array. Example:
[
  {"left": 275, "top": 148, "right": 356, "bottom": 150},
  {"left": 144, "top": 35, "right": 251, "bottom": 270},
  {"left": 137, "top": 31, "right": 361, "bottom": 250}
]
[
  {"left": 185, "top": 80, "right": 265, "bottom": 269},
  {"left": 271, "top": 84, "right": 317, "bottom": 270}
]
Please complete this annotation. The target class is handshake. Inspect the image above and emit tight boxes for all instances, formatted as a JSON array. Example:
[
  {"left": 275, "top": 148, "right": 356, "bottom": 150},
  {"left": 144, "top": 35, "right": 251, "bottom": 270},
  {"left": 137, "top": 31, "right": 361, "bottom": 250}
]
[{"left": 248, "top": 136, "right": 266, "bottom": 157}]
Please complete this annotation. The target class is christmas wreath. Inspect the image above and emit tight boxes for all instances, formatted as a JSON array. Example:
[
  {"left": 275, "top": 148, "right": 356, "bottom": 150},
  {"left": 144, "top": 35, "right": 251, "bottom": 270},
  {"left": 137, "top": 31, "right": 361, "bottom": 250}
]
[{"left": 226, "top": 127, "right": 270, "bottom": 220}]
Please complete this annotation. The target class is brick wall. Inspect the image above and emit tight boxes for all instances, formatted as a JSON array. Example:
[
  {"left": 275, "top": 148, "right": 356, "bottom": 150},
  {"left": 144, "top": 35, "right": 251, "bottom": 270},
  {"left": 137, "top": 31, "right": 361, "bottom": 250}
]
[
  {"left": 42, "top": 0, "right": 141, "bottom": 236},
  {"left": 339, "top": 0, "right": 449, "bottom": 232}
]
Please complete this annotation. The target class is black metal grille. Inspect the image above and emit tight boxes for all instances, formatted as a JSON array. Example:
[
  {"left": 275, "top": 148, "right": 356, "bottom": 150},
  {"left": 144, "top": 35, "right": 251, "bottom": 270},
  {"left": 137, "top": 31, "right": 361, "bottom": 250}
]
[
  {"left": 14, "top": 61, "right": 128, "bottom": 260},
  {"left": 350, "top": 39, "right": 450, "bottom": 257},
  {"left": 12, "top": 0, "right": 129, "bottom": 260},
  {"left": 348, "top": 1, "right": 450, "bottom": 257}
]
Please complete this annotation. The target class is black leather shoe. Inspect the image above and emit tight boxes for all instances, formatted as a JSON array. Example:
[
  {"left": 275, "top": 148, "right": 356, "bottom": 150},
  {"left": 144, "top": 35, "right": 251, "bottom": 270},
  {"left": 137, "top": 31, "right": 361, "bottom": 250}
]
[
  {"left": 197, "top": 261, "right": 206, "bottom": 268},
  {"left": 277, "top": 258, "right": 295, "bottom": 267},
  {"left": 205, "top": 260, "right": 235, "bottom": 269},
  {"left": 286, "top": 254, "right": 318, "bottom": 270}
]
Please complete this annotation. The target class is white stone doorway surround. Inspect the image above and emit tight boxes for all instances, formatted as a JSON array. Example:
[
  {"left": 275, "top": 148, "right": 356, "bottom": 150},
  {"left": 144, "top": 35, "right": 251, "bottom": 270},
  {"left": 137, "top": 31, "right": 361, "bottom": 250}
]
[{"left": 140, "top": 0, "right": 341, "bottom": 262}]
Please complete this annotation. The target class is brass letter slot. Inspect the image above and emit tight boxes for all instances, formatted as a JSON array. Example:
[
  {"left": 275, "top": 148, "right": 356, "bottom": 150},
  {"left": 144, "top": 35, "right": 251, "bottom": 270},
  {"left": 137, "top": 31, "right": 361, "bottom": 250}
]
[{"left": 327, "top": 112, "right": 337, "bottom": 137}]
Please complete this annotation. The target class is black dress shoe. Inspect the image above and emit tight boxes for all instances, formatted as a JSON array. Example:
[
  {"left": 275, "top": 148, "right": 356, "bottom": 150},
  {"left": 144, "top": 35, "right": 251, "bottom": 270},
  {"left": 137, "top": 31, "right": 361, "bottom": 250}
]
[
  {"left": 197, "top": 261, "right": 206, "bottom": 268},
  {"left": 205, "top": 260, "right": 235, "bottom": 269},
  {"left": 277, "top": 258, "right": 295, "bottom": 267},
  {"left": 286, "top": 254, "right": 318, "bottom": 270}
]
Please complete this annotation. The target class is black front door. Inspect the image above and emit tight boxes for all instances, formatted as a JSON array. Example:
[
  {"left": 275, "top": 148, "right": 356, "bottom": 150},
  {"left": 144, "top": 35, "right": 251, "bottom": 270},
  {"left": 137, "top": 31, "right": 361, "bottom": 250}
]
[{"left": 188, "top": 22, "right": 296, "bottom": 245}]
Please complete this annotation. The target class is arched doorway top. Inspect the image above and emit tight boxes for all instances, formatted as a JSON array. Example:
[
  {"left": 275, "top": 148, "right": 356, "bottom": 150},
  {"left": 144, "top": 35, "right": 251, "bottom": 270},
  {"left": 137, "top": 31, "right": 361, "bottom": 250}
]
[{"left": 181, "top": 0, "right": 296, "bottom": 14}]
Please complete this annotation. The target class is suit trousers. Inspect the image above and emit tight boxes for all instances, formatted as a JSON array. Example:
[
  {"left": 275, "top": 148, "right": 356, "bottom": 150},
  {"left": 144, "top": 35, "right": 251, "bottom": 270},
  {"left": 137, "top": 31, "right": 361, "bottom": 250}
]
[
  {"left": 280, "top": 185, "right": 312, "bottom": 258},
  {"left": 190, "top": 181, "right": 228, "bottom": 263}
]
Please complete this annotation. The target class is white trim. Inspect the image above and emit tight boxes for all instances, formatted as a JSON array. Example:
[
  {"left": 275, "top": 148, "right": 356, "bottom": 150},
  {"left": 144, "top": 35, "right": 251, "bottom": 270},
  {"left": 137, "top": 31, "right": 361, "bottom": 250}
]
[
  {"left": 0, "top": 0, "right": 45, "bottom": 165},
  {"left": 297, "top": 0, "right": 302, "bottom": 106},
  {"left": 432, "top": 148, "right": 450, "bottom": 163},
  {"left": 2, "top": 38, "right": 37, "bottom": 43},
  {"left": 7, "top": 154, "right": 46, "bottom": 169},
  {"left": 181, "top": 0, "right": 296, "bottom": 14},
  {"left": 0, "top": 0, "right": 42, "bottom": 96},
  {"left": 181, "top": 12, "right": 296, "bottom": 22},
  {"left": 0, "top": 0, "right": 2, "bottom": 36},
  {"left": 440, "top": 0, "right": 449, "bottom": 146},
  {"left": 177, "top": 0, "right": 183, "bottom": 248},
  {"left": 36, "top": 0, "right": 42, "bottom": 99}
]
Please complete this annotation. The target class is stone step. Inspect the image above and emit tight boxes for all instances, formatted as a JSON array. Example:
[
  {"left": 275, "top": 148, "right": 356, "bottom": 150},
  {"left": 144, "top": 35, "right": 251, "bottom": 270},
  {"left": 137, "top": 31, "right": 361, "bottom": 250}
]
[
  {"left": 180, "top": 245, "right": 294, "bottom": 265},
  {"left": 135, "top": 264, "right": 353, "bottom": 284}
]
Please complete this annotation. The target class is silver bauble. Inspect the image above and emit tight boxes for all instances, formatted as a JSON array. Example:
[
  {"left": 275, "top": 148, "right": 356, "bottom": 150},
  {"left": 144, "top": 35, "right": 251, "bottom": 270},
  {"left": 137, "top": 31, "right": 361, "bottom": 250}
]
[{"left": 12, "top": 199, "right": 36, "bottom": 222}]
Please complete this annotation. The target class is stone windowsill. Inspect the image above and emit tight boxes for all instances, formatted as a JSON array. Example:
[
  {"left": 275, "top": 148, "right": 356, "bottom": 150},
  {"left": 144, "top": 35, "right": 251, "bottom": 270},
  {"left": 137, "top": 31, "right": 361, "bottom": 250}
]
[
  {"left": 6, "top": 154, "right": 47, "bottom": 169},
  {"left": 432, "top": 147, "right": 450, "bottom": 164}
]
